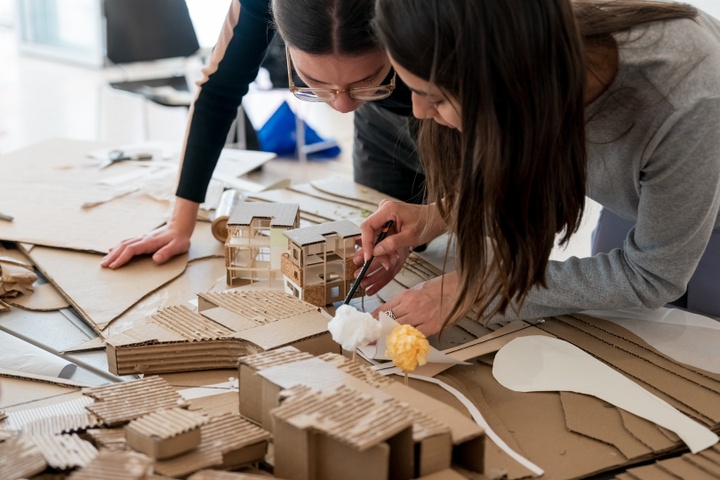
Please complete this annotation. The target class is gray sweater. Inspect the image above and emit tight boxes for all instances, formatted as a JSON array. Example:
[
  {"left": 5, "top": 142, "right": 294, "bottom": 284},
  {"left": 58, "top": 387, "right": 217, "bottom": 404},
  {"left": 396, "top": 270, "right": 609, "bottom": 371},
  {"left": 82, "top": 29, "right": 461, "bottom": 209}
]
[{"left": 501, "top": 12, "right": 720, "bottom": 321}]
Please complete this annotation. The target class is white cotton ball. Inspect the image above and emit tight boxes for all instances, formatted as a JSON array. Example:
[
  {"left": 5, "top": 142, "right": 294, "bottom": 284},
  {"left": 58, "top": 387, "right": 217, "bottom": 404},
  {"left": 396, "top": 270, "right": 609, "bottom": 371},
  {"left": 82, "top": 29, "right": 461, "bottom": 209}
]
[{"left": 328, "top": 304, "right": 382, "bottom": 351}]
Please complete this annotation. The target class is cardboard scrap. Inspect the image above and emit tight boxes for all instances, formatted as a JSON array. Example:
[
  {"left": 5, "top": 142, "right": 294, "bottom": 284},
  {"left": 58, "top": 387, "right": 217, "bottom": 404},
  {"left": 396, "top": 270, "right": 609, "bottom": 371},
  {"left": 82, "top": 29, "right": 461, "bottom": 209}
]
[
  {"left": 103, "top": 256, "right": 227, "bottom": 338},
  {"left": 67, "top": 449, "right": 153, "bottom": 479},
  {"left": 248, "top": 189, "right": 370, "bottom": 225},
  {"left": 83, "top": 376, "right": 190, "bottom": 426},
  {"left": 0, "top": 255, "right": 36, "bottom": 298},
  {"left": 0, "top": 430, "right": 16, "bottom": 442},
  {"left": 4, "top": 396, "right": 99, "bottom": 435},
  {"left": 30, "top": 433, "right": 98, "bottom": 470},
  {"left": 289, "top": 182, "right": 378, "bottom": 211},
  {"left": 0, "top": 139, "right": 170, "bottom": 253},
  {"left": 21, "top": 221, "right": 224, "bottom": 335},
  {"left": 0, "top": 376, "right": 84, "bottom": 411},
  {"left": 85, "top": 427, "right": 127, "bottom": 451},
  {"left": 7, "top": 282, "right": 70, "bottom": 311},
  {"left": 310, "top": 178, "right": 393, "bottom": 207},
  {"left": 25, "top": 245, "right": 188, "bottom": 335},
  {"left": 617, "top": 446, "right": 720, "bottom": 480},
  {"left": 560, "top": 392, "right": 654, "bottom": 459}
]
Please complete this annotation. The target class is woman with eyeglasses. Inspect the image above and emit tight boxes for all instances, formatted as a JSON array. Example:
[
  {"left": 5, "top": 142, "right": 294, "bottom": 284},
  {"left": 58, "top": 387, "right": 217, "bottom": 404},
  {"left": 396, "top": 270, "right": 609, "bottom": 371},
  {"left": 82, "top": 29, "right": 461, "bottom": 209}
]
[
  {"left": 358, "top": 0, "right": 720, "bottom": 335},
  {"left": 102, "top": 0, "right": 421, "bottom": 269}
]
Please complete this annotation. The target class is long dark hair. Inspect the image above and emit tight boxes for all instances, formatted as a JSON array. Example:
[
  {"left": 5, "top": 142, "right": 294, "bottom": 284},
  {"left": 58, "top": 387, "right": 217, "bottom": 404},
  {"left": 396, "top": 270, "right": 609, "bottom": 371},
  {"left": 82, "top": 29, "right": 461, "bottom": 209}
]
[
  {"left": 374, "top": 0, "right": 697, "bottom": 326},
  {"left": 272, "top": 0, "right": 379, "bottom": 55}
]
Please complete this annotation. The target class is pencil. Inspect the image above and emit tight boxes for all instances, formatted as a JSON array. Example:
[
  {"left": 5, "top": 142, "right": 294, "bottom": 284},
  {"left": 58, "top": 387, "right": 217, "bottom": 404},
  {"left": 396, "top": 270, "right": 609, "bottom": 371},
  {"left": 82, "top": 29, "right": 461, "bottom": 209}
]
[
  {"left": 0, "top": 212, "right": 14, "bottom": 222},
  {"left": 343, "top": 220, "right": 394, "bottom": 304}
]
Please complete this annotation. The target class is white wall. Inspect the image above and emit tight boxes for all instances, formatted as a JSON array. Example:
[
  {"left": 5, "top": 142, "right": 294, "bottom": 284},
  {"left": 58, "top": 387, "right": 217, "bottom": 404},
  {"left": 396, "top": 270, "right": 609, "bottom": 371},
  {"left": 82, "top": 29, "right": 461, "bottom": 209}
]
[{"left": 685, "top": 0, "right": 720, "bottom": 19}]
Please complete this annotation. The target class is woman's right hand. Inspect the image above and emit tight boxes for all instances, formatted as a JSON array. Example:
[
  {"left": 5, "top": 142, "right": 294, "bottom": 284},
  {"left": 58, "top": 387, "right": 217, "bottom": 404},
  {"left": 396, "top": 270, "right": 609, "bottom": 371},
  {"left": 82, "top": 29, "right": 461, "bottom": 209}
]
[
  {"left": 357, "top": 200, "right": 447, "bottom": 265},
  {"left": 101, "top": 197, "right": 199, "bottom": 269}
]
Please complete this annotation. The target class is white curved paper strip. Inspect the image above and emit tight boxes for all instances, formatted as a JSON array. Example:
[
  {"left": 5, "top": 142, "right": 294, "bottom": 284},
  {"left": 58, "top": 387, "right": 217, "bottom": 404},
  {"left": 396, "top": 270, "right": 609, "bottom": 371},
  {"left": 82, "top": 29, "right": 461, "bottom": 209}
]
[
  {"left": 493, "top": 336, "right": 718, "bottom": 454},
  {"left": 407, "top": 373, "right": 545, "bottom": 476}
]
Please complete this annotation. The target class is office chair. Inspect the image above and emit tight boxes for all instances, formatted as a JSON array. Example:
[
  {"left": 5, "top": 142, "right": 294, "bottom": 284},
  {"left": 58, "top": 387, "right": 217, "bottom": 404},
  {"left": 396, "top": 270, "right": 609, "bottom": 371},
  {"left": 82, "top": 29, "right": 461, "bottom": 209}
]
[{"left": 103, "top": 0, "right": 256, "bottom": 148}]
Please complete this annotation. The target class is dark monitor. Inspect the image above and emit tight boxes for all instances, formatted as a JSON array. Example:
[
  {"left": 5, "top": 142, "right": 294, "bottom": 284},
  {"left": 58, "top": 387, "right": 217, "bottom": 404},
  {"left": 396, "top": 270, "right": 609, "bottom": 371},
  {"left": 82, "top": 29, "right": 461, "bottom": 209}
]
[{"left": 104, "top": 0, "right": 200, "bottom": 64}]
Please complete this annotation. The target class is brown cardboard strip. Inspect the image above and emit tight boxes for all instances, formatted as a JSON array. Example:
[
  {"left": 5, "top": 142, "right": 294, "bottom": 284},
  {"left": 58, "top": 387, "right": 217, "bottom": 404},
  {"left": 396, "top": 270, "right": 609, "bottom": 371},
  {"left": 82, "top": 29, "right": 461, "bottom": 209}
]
[
  {"left": 7, "top": 282, "right": 70, "bottom": 311},
  {"left": 441, "top": 362, "right": 628, "bottom": 480},
  {"left": 538, "top": 315, "right": 720, "bottom": 426},
  {"left": 560, "top": 391, "right": 653, "bottom": 459}
]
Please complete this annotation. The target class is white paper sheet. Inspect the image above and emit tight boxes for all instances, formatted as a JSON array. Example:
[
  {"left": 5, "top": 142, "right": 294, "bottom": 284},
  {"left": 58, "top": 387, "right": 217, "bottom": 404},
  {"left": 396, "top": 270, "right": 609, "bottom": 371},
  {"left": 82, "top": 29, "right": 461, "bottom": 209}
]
[
  {"left": 0, "top": 331, "right": 76, "bottom": 379},
  {"left": 493, "top": 335, "right": 718, "bottom": 454},
  {"left": 583, "top": 307, "right": 720, "bottom": 373}
]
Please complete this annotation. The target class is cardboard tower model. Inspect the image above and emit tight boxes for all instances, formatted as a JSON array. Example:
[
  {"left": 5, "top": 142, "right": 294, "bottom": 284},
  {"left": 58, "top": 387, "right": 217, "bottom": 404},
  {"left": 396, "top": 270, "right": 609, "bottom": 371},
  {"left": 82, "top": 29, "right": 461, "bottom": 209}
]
[
  {"left": 224, "top": 202, "right": 300, "bottom": 285},
  {"left": 280, "top": 220, "right": 362, "bottom": 306}
]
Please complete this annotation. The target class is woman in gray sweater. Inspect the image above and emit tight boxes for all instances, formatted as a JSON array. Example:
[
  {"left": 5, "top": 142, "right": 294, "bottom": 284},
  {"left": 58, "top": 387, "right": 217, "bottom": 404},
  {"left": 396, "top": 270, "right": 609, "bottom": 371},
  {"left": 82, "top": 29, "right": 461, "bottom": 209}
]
[{"left": 359, "top": 0, "right": 720, "bottom": 334}]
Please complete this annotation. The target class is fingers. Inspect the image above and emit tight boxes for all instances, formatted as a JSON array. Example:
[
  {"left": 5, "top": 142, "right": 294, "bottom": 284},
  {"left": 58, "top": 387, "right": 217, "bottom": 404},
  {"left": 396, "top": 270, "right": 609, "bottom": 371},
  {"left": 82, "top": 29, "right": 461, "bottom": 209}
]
[
  {"left": 152, "top": 237, "right": 191, "bottom": 265},
  {"left": 101, "top": 236, "right": 160, "bottom": 269}
]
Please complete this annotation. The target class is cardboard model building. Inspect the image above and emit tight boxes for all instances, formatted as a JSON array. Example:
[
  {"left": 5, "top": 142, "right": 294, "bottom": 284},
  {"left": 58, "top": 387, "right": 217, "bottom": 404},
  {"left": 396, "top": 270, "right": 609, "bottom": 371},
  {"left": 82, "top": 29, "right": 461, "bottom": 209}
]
[
  {"left": 238, "top": 347, "right": 484, "bottom": 476},
  {"left": 272, "top": 384, "right": 416, "bottom": 480},
  {"left": 106, "top": 290, "right": 338, "bottom": 375},
  {"left": 153, "top": 412, "right": 272, "bottom": 478},
  {"left": 224, "top": 202, "right": 300, "bottom": 285},
  {"left": 281, "top": 220, "right": 363, "bottom": 306},
  {"left": 124, "top": 407, "right": 208, "bottom": 459}
]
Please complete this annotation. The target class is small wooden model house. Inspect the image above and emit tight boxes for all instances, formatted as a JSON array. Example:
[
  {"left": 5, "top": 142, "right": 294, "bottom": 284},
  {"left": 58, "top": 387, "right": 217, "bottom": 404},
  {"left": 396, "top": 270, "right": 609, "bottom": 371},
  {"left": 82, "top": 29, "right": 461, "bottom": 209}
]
[
  {"left": 280, "top": 220, "right": 362, "bottom": 306},
  {"left": 225, "top": 202, "right": 300, "bottom": 285}
]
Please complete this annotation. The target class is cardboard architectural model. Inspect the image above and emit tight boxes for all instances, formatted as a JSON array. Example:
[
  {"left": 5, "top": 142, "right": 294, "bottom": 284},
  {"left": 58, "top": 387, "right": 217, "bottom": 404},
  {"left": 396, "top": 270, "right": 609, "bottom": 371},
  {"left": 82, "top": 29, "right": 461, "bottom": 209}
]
[
  {"left": 272, "top": 385, "right": 416, "bottom": 480},
  {"left": 125, "top": 408, "right": 208, "bottom": 459},
  {"left": 0, "top": 375, "right": 272, "bottom": 479},
  {"left": 105, "top": 289, "right": 338, "bottom": 375},
  {"left": 280, "top": 220, "right": 362, "bottom": 306},
  {"left": 238, "top": 347, "right": 483, "bottom": 476},
  {"left": 153, "top": 412, "right": 272, "bottom": 478},
  {"left": 224, "top": 202, "right": 300, "bottom": 285}
]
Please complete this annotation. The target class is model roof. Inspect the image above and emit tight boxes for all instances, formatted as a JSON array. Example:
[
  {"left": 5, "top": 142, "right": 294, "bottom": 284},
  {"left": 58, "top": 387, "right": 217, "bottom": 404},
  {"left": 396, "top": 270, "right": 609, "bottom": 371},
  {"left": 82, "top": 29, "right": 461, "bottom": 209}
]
[
  {"left": 271, "top": 385, "right": 414, "bottom": 451},
  {"left": 283, "top": 219, "right": 361, "bottom": 246},
  {"left": 153, "top": 413, "right": 271, "bottom": 478},
  {"left": 227, "top": 202, "right": 299, "bottom": 227},
  {"left": 126, "top": 408, "right": 208, "bottom": 440}
]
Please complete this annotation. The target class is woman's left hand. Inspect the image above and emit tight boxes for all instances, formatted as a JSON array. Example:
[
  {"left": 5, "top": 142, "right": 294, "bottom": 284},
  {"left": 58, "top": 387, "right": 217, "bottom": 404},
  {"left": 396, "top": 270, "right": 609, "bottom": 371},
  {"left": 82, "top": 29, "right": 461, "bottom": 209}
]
[
  {"left": 373, "top": 271, "right": 459, "bottom": 337},
  {"left": 353, "top": 246, "right": 410, "bottom": 296}
]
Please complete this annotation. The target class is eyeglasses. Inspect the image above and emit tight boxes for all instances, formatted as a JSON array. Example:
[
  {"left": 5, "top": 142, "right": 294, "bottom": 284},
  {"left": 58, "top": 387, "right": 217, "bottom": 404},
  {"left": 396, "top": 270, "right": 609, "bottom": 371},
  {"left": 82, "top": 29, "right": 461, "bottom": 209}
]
[{"left": 286, "top": 47, "right": 396, "bottom": 103}]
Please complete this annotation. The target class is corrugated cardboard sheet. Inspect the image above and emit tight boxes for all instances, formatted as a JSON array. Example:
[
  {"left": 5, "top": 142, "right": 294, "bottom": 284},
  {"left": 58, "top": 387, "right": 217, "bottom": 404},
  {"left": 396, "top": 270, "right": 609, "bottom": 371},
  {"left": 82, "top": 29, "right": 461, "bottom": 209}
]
[
  {"left": 0, "top": 139, "right": 170, "bottom": 253},
  {"left": 106, "top": 290, "right": 337, "bottom": 375},
  {"left": 23, "top": 221, "right": 224, "bottom": 335},
  {"left": 433, "top": 313, "right": 720, "bottom": 479}
]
